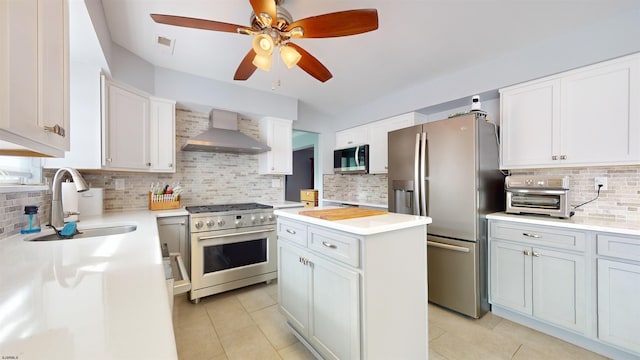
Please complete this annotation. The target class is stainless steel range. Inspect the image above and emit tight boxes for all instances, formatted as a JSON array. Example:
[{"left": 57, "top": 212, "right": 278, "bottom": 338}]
[{"left": 186, "top": 203, "right": 277, "bottom": 303}]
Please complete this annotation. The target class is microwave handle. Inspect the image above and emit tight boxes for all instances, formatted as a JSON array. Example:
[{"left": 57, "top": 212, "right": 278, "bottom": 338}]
[{"left": 355, "top": 145, "right": 360, "bottom": 168}]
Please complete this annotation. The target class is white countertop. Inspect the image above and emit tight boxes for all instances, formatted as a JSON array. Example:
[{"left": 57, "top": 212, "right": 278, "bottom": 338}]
[
  {"left": 322, "top": 199, "right": 388, "bottom": 209},
  {"left": 261, "top": 201, "right": 304, "bottom": 209},
  {"left": 487, "top": 212, "right": 640, "bottom": 236},
  {"left": 0, "top": 210, "right": 182, "bottom": 359},
  {"left": 274, "top": 206, "right": 431, "bottom": 235}
]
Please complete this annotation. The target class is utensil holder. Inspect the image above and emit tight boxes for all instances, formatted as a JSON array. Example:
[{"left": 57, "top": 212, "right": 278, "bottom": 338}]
[{"left": 148, "top": 192, "right": 180, "bottom": 210}]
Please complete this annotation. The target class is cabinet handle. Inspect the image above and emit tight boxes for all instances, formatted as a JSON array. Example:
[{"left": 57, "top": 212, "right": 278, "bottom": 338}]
[
  {"left": 169, "top": 163, "right": 173, "bottom": 168},
  {"left": 522, "top": 232, "right": 541, "bottom": 238},
  {"left": 322, "top": 241, "right": 338, "bottom": 249},
  {"left": 146, "top": 162, "right": 151, "bottom": 166},
  {"left": 286, "top": 229, "right": 296, "bottom": 235},
  {"left": 532, "top": 251, "right": 541, "bottom": 257},
  {"left": 552, "top": 155, "right": 558, "bottom": 160},
  {"left": 44, "top": 124, "right": 65, "bottom": 137},
  {"left": 523, "top": 250, "right": 531, "bottom": 256},
  {"left": 106, "top": 158, "right": 112, "bottom": 163},
  {"left": 560, "top": 155, "right": 567, "bottom": 160}
]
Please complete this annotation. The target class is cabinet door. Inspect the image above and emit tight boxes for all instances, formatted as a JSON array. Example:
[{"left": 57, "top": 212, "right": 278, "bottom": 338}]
[
  {"left": 597, "top": 259, "right": 640, "bottom": 353},
  {"left": 560, "top": 57, "right": 640, "bottom": 165},
  {"left": 278, "top": 241, "right": 310, "bottom": 336},
  {"left": 335, "top": 126, "right": 368, "bottom": 149},
  {"left": 149, "top": 98, "right": 176, "bottom": 172},
  {"left": 368, "top": 114, "right": 416, "bottom": 174},
  {"left": 500, "top": 79, "right": 561, "bottom": 169},
  {"left": 309, "top": 255, "right": 360, "bottom": 360},
  {"left": 157, "top": 216, "right": 189, "bottom": 274},
  {"left": 104, "top": 83, "right": 149, "bottom": 170},
  {"left": 38, "top": 0, "right": 69, "bottom": 151},
  {"left": 531, "top": 247, "right": 586, "bottom": 334},
  {"left": 489, "top": 240, "right": 532, "bottom": 315},
  {"left": 259, "top": 117, "right": 292, "bottom": 174}
]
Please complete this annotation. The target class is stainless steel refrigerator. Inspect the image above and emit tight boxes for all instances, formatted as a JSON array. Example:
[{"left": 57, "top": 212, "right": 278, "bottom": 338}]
[{"left": 388, "top": 112, "right": 504, "bottom": 318}]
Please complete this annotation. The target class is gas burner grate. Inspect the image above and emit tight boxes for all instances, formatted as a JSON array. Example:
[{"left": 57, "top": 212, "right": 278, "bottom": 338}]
[{"left": 186, "top": 203, "right": 273, "bottom": 214}]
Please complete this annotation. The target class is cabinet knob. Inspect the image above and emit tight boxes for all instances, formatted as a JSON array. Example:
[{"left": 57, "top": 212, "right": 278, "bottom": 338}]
[
  {"left": 169, "top": 163, "right": 173, "bottom": 168},
  {"left": 532, "top": 251, "right": 541, "bottom": 257},
  {"left": 552, "top": 155, "right": 558, "bottom": 160},
  {"left": 147, "top": 162, "right": 151, "bottom": 166},
  {"left": 44, "top": 124, "right": 65, "bottom": 137},
  {"left": 106, "top": 158, "right": 112, "bottom": 163},
  {"left": 523, "top": 250, "right": 531, "bottom": 256},
  {"left": 560, "top": 155, "right": 567, "bottom": 160}
]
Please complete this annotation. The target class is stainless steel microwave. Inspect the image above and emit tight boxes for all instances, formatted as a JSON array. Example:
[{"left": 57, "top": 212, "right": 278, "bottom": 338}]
[{"left": 334, "top": 145, "right": 369, "bottom": 174}]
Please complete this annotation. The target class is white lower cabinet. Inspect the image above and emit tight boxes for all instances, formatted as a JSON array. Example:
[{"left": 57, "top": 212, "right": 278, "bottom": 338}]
[
  {"left": 278, "top": 227, "right": 360, "bottom": 360},
  {"left": 596, "top": 234, "right": 640, "bottom": 354},
  {"left": 277, "top": 217, "right": 428, "bottom": 359},
  {"left": 489, "top": 218, "right": 640, "bottom": 359},
  {"left": 490, "top": 239, "right": 587, "bottom": 334}
]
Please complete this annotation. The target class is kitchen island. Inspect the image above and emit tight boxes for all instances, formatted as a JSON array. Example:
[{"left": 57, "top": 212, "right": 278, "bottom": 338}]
[
  {"left": 0, "top": 209, "right": 186, "bottom": 360},
  {"left": 274, "top": 207, "right": 431, "bottom": 360}
]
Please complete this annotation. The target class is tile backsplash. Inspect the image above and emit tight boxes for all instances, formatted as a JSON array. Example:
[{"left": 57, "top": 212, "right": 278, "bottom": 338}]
[
  {"left": 511, "top": 165, "right": 640, "bottom": 223},
  {"left": 323, "top": 165, "right": 640, "bottom": 223},
  {"left": 0, "top": 191, "right": 50, "bottom": 239},
  {"left": 323, "top": 174, "right": 388, "bottom": 206}
]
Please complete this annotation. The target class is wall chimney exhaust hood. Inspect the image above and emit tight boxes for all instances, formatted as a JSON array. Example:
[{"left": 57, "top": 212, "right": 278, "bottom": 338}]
[{"left": 182, "top": 109, "right": 271, "bottom": 154}]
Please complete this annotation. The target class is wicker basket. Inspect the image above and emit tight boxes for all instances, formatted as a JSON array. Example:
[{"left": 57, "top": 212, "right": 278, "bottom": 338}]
[{"left": 148, "top": 192, "right": 180, "bottom": 210}]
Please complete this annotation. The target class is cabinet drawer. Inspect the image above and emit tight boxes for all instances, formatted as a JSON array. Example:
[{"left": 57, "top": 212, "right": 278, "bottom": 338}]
[
  {"left": 308, "top": 227, "right": 360, "bottom": 267},
  {"left": 490, "top": 221, "right": 585, "bottom": 251},
  {"left": 278, "top": 220, "right": 307, "bottom": 247},
  {"left": 597, "top": 233, "right": 640, "bottom": 261}
]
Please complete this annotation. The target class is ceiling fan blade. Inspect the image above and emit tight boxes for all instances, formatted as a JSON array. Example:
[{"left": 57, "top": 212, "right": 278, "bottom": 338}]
[
  {"left": 249, "top": 0, "right": 277, "bottom": 27},
  {"left": 150, "top": 14, "right": 251, "bottom": 34},
  {"left": 287, "top": 43, "right": 332, "bottom": 83},
  {"left": 234, "top": 49, "right": 258, "bottom": 81},
  {"left": 286, "top": 9, "right": 378, "bottom": 38}
]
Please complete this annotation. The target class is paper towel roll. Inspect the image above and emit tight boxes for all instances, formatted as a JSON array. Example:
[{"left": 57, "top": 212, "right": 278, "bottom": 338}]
[
  {"left": 78, "top": 188, "right": 103, "bottom": 219},
  {"left": 61, "top": 182, "right": 80, "bottom": 222}
]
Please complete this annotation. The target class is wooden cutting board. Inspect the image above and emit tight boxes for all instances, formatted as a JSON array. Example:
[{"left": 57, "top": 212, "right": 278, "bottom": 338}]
[{"left": 299, "top": 207, "right": 388, "bottom": 221}]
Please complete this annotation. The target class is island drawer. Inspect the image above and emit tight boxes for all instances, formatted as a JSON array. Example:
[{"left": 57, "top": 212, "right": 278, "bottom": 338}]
[
  {"left": 278, "top": 219, "right": 307, "bottom": 247},
  {"left": 597, "top": 233, "right": 640, "bottom": 261},
  {"left": 490, "top": 220, "right": 586, "bottom": 251},
  {"left": 308, "top": 226, "right": 360, "bottom": 267}
]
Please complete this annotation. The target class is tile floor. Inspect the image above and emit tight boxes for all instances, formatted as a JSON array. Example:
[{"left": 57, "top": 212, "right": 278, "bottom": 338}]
[{"left": 172, "top": 281, "right": 609, "bottom": 360}]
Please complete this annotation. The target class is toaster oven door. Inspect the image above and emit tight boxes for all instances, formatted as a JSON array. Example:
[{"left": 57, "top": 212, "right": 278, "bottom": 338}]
[{"left": 506, "top": 189, "right": 570, "bottom": 218}]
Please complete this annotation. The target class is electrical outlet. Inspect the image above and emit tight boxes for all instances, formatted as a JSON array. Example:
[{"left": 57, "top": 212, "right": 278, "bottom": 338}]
[
  {"left": 115, "top": 178, "right": 125, "bottom": 191},
  {"left": 594, "top": 177, "right": 608, "bottom": 191}
]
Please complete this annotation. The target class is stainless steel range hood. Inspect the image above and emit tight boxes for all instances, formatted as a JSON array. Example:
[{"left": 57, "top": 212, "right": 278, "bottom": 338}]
[{"left": 182, "top": 109, "right": 271, "bottom": 154}]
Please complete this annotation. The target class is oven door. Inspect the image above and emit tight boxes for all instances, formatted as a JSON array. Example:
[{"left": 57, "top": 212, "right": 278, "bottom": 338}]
[
  {"left": 506, "top": 189, "right": 570, "bottom": 218},
  {"left": 191, "top": 226, "right": 277, "bottom": 293}
]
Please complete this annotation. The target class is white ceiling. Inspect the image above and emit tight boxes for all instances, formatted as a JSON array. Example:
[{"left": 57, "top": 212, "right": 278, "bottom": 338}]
[{"left": 99, "top": 0, "right": 639, "bottom": 117}]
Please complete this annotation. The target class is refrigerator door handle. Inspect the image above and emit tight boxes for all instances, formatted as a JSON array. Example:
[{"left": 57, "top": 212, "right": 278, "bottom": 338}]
[
  {"left": 419, "top": 132, "right": 427, "bottom": 216},
  {"left": 413, "top": 133, "right": 421, "bottom": 215}
]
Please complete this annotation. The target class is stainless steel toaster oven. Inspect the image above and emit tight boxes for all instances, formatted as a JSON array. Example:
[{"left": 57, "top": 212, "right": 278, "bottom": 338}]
[{"left": 505, "top": 176, "right": 571, "bottom": 218}]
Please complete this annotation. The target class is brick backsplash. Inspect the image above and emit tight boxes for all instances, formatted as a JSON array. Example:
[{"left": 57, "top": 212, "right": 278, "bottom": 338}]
[
  {"left": 511, "top": 166, "right": 640, "bottom": 223},
  {"left": 42, "top": 108, "right": 284, "bottom": 212},
  {"left": 323, "top": 174, "right": 388, "bottom": 206},
  {"left": 323, "top": 165, "right": 640, "bottom": 223},
  {"left": 0, "top": 191, "right": 50, "bottom": 239}
]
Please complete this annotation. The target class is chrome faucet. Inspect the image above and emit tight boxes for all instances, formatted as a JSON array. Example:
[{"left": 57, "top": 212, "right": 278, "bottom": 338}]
[{"left": 50, "top": 168, "right": 89, "bottom": 228}]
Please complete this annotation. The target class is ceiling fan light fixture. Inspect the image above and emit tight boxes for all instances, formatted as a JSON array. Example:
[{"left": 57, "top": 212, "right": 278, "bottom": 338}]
[
  {"left": 280, "top": 45, "right": 301, "bottom": 68},
  {"left": 252, "top": 53, "right": 272, "bottom": 72},
  {"left": 252, "top": 33, "right": 274, "bottom": 56}
]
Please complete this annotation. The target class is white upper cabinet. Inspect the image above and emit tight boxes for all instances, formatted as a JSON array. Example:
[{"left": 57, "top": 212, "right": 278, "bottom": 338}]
[
  {"left": 259, "top": 117, "right": 292, "bottom": 175},
  {"left": 500, "top": 53, "right": 640, "bottom": 169},
  {"left": 335, "top": 125, "right": 368, "bottom": 149},
  {"left": 103, "top": 81, "right": 150, "bottom": 171},
  {"left": 368, "top": 112, "right": 424, "bottom": 174},
  {"left": 149, "top": 97, "right": 176, "bottom": 172},
  {"left": 0, "top": 0, "right": 69, "bottom": 157}
]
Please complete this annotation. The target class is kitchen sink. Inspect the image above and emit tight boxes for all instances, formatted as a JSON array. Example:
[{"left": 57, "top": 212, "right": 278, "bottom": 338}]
[{"left": 25, "top": 225, "right": 137, "bottom": 241}]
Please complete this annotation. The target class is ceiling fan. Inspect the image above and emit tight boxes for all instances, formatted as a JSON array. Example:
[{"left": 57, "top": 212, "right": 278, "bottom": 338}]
[{"left": 150, "top": 0, "right": 378, "bottom": 83}]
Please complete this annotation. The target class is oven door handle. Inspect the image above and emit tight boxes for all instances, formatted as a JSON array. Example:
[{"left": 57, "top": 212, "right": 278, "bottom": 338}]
[
  {"left": 198, "top": 228, "right": 275, "bottom": 241},
  {"left": 507, "top": 189, "right": 568, "bottom": 195}
]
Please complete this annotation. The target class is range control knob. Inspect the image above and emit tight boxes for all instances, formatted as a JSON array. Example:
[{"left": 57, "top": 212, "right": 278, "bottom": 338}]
[
  {"left": 267, "top": 214, "right": 274, "bottom": 221},
  {"left": 217, "top": 219, "right": 225, "bottom": 226},
  {"left": 259, "top": 215, "right": 265, "bottom": 223},
  {"left": 235, "top": 219, "right": 243, "bottom": 226},
  {"left": 206, "top": 220, "right": 215, "bottom": 227},
  {"left": 251, "top": 216, "right": 257, "bottom": 224},
  {"left": 194, "top": 221, "right": 203, "bottom": 229}
]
